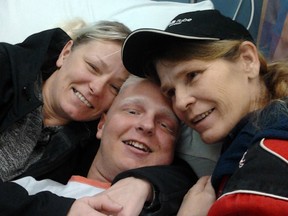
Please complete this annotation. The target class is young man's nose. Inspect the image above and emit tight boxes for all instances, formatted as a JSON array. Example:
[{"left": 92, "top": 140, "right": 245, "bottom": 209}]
[{"left": 136, "top": 117, "right": 155, "bottom": 136}]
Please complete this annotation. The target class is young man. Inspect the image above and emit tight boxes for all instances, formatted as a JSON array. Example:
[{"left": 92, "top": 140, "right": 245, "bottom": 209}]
[{"left": 13, "top": 75, "right": 180, "bottom": 215}]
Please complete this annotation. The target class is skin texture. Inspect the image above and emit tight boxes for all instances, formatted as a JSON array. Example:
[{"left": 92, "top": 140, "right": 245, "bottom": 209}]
[
  {"left": 88, "top": 79, "right": 179, "bottom": 182},
  {"left": 42, "top": 40, "right": 129, "bottom": 126},
  {"left": 67, "top": 177, "right": 151, "bottom": 216},
  {"left": 67, "top": 195, "right": 123, "bottom": 216},
  {"left": 156, "top": 42, "right": 261, "bottom": 144},
  {"left": 177, "top": 176, "right": 216, "bottom": 216},
  {"left": 156, "top": 42, "right": 263, "bottom": 215},
  {"left": 68, "top": 78, "right": 179, "bottom": 216}
]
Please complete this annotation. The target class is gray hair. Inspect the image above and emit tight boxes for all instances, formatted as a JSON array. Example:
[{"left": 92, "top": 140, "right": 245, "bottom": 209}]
[
  {"left": 71, "top": 20, "right": 131, "bottom": 47},
  {"left": 118, "top": 75, "right": 147, "bottom": 94}
]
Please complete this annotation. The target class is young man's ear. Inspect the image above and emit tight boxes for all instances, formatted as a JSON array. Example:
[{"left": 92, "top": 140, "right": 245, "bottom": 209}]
[
  {"left": 239, "top": 41, "right": 260, "bottom": 79},
  {"left": 56, "top": 40, "right": 73, "bottom": 68},
  {"left": 96, "top": 113, "right": 106, "bottom": 139}
]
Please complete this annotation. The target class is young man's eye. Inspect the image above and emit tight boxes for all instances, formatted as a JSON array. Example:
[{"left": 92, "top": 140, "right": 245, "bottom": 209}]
[
  {"left": 159, "top": 121, "right": 175, "bottom": 134},
  {"left": 127, "top": 109, "right": 139, "bottom": 115}
]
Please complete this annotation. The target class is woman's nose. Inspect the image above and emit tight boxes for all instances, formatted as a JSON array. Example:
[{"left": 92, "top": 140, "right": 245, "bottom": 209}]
[
  {"left": 89, "top": 77, "right": 106, "bottom": 96},
  {"left": 174, "top": 88, "right": 195, "bottom": 113}
]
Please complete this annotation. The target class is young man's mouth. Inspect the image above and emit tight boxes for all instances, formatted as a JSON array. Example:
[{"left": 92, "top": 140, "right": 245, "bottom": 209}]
[{"left": 123, "top": 140, "right": 152, "bottom": 153}]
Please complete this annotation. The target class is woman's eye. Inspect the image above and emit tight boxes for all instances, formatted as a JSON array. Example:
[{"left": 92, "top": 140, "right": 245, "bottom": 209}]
[
  {"left": 186, "top": 72, "right": 197, "bottom": 82},
  {"left": 110, "top": 84, "right": 121, "bottom": 95},
  {"left": 87, "top": 62, "right": 101, "bottom": 75},
  {"left": 166, "top": 88, "right": 175, "bottom": 98},
  {"left": 163, "top": 88, "right": 175, "bottom": 99}
]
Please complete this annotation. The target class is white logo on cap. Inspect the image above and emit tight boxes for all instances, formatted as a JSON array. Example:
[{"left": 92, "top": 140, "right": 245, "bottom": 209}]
[{"left": 168, "top": 18, "right": 192, "bottom": 27}]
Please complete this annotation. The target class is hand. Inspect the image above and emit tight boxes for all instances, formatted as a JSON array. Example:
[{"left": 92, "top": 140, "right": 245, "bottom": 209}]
[
  {"left": 96, "top": 177, "right": 153, "bottom": 216},
  {"left": 67, "top": 195, "right": 123, "bottom": 216},
  {"left": 177, "top": 176, "right": 216, "bottom": 216}
]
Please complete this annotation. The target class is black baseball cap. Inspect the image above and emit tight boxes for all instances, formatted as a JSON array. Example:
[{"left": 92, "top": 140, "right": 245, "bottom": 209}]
[{"left": 122, "top": 9, "right": 254, "bottom": 77}]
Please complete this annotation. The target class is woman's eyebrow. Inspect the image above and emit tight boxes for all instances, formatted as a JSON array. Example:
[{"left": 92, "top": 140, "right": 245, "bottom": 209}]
[
  {"left": 89, "top": 50, "right": 121, "bottom": 63},
  {"left": 101, "top": 50, "right": 121, "bottom": 59}
]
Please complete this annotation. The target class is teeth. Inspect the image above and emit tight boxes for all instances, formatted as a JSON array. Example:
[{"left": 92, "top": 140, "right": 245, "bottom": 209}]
[
  {"left": 193, "top": 109, "right": 213, "bottom": 123},
  {"left": 124, "top": 140, "right": 152, "bottom": 153},
  {"left": 73, "top": 89, "right": 93, "bottom": 108}
]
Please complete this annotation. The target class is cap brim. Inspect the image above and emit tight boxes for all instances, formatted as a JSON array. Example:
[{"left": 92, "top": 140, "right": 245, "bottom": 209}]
[{"left": 122, "top": 28, "right": 218, "bottom": 77}]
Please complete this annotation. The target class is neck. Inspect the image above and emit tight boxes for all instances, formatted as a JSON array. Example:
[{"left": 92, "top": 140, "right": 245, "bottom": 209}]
[
  {"left": 249, "top": 81, "right": 270, "bottom": 112},
  {"left": 42, "top": 73, "right": 69, "bottom": 126},
  {"left": 87, "top": 154, "right": 111, "bottom": 183},
  {"left": 42, "top": 105, "right": 68, "bottom": 126}
]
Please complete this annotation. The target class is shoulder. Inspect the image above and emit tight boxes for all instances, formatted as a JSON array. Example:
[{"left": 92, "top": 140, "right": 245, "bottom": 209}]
[
  {"left": 212, "top": 138, "right": 288, "bottom": 215},
  {"left": 20, "top": 28, "right": 70, "bottom": 50}
]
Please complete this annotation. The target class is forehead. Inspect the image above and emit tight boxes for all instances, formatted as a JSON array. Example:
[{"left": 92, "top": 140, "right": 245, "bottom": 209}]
[
  {"left": 76, "top": 40, "right": 122, "bottom": 57},
  {"left": 156, "top": 58, "right": 208, "bottom": 84},
  {"left": 116, "top": 81, "right": 171, "bottom": 109},
  {"left": 109, "top": 80, "right": 179, "bottom": 124},
  {"left": 77, "top": 40, "right": 127, "bottom": 77},
  {"left": 156, "top": 60, "right": 184, "bottom": 88},
  {"left": 157, "top": 59, "right": 188, "bottom": 75}
]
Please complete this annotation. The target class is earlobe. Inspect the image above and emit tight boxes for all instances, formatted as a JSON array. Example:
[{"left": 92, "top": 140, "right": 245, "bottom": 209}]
[
  {"left": 96, "top": 113, "right": 106, "bottom": 139},
  {"left": 56, "top": 40, "right": 74, "bottom": 68},
  {"left": 239, "top": 41, "right": 260, "bottom": 79}
]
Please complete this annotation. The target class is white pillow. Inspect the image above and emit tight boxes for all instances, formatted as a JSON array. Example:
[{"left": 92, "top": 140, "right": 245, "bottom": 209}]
[
  {"left": 176, "top": 124, "right": 222, "bottom": 177},
  {"left": 0, "top": 0, "right": 214, "bottom": 44}
]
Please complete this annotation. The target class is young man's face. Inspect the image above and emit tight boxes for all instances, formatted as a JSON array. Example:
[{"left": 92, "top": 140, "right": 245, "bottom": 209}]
[{"left": 96, "top": 79, "right": 179, "bottom": 181}]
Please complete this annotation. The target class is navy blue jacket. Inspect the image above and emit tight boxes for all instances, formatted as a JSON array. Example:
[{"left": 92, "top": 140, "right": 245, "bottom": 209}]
[{"left": 212, "top": 98, "right": 288, "bottom": 196}]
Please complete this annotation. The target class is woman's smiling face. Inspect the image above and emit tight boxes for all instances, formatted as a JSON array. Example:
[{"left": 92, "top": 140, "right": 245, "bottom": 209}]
[
  {"left": 44, "top": 40, "right": 129, "bottom": 124},
  {"left": 156, "top": 57, "right": 255, "bottom": 144}
]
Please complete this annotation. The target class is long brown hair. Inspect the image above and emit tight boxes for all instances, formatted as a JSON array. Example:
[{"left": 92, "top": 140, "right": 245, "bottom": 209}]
[{"left": 146, "top": 39, "right": 288, "bottom": 102}]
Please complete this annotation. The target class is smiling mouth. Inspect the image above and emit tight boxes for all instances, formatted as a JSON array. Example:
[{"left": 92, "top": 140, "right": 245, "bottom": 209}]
[
  {"left": 123, "top": 140, "right": 152, "bottom": 153},
  {"left": 73, "top": 88, "right": 93, "bottom": 108},
  {"left": 192, "top": 108, "right": 214, "bottom": 123}
]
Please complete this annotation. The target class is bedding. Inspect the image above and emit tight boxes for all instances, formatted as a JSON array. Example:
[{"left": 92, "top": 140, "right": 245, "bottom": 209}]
[{"left": 0, "top": 0, "right": 214, "bottom": 44}]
